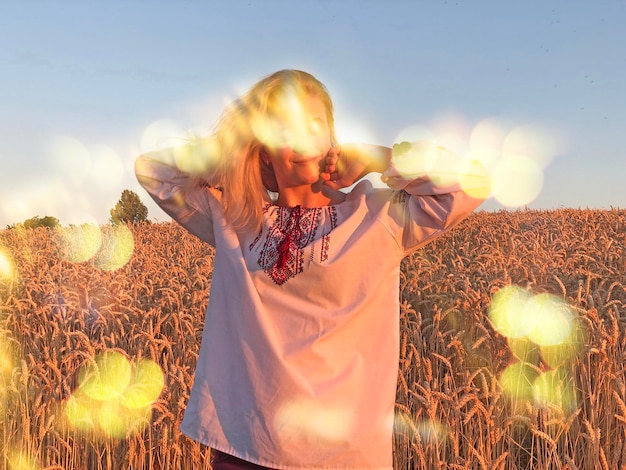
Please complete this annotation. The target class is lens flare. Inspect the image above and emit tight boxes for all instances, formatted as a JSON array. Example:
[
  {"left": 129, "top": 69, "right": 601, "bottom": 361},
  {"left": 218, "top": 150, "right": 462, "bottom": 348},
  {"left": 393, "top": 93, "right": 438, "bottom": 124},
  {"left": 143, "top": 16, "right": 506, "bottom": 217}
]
[
  {"left": 79, "top": 350, "right": 132, "bottom": 401},
  {"left": 335, "top": 115, "right": 378, "bottom": 146},
  {"left": 499, "top": 362, "right": 539, "bottom": 402},
  {"left": 120, "top": 359, "right": 165, "bottom": 409},
  {"left": 468, "top": 117, "right": 509, "bottom": 170},
  {"left": 66, "top": 350, "right": 164, "bottom": 438},
  {"left": 0, "top": 247, "right": 16, "bottom": 282},
  {"left": 173, "top": 138, "right": 220, "bottom": 175},
  {"left": 0, "top": 335, "right": 15, "bottom": 380},
  {"left": 97, "top": 399, "right": 151, "bottom": 439},
  {"left": 502, "top": 124, "right": 558, "bottom": 169},
  {"left": 56, "top": 224, "right": 102, "bottom": 264},
  {"left": 93, "top": 224, "right": 134, "bottom": 271},
  {"left": 525, "top": 293, "right": 575, "bottom": 346},
  {"left": 532, "top": 369, "right": 578, "bottom": 412},
  {"left": 391, "top": 141, "right": 461, "bottom": 187},
  {"left": 491, "top": 155, "right": 544, "bottom": 207},
  {"left": 488, "top": 285, "right": 534, "bottom": 339},
  {"left": 64, "top": 392, "right": 96, "bottom": 433},
  {"left": 458, "top": 159, "right": 493, "bottom": 200}
]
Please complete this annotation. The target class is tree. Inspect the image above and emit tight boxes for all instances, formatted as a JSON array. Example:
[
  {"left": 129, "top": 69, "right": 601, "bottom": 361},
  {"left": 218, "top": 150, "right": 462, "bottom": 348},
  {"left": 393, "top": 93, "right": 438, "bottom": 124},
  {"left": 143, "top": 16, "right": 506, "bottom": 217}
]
[
  {"left": 22, "top": 215, "right": 60, "bottom": 229},
  {"left": 110, "top": 190, "right": 149, "bottom": 224}
]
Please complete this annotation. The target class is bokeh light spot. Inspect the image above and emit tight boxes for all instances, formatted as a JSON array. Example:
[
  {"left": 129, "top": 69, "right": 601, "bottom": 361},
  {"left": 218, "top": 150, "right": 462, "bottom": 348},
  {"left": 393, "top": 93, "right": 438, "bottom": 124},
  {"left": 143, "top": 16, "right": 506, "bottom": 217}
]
[
  {"left": 503, "top": 124, "right": 557, "bottom": 169},
  {"left": 391, "top": 141, "right": 461, "bottom": 187},
  {"left": 56, "top": 224, "right": 102, "bottom": 264},
  {"left": 458, "top": 160, "right": 493, "bottom": 200},
  {"left": 173, "top": 138, "right": 220, "bottom": 175},
  {"left": 525, "top": 293, "right": 574, "bottom": 346},
  {"left": 491, "top": 155, "right": 544, "bottom": 207},
  {"left": 64, "top": 392, "right": 96, "bottom": 433},
  {"left": 533, "top": 369, "right": 578, "bottom": 412},
  {"left": 488, "top": 285, "right": 534, "bottom": 338},
  {"left": 65, "top": 350, "right": 163, "bottom": 439},
  {"left": 468, "top": 118, "right": 509, "bottom": 170},
  {"left": 499, "top": 362, "right": 539, "bottom": 402},
  {"left": 121, "top": 359, "right": 165, "bottom": 409},
  {"left": 93, "top": 224, "right": 134, "bottom": 271},
  {"left": 79, "top": 350, "right": 132, "bottom": 401}
]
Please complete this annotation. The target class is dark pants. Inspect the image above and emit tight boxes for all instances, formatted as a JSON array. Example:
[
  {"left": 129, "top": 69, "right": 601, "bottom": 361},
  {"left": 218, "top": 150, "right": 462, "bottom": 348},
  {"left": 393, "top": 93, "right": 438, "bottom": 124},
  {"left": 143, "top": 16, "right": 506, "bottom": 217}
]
[{"left": 211, "top": 450, "right": 276, "bottom": 470}]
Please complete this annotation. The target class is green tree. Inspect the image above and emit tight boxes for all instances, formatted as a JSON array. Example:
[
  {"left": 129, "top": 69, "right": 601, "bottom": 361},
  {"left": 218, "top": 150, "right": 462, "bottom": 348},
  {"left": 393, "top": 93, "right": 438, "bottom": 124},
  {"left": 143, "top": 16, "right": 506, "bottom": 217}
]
[
  {"left": 21, "top": 215, "right": 61, "bottom": 229},
  {"left": 110, "top": 190, "right": 149, "bottom": 224}
]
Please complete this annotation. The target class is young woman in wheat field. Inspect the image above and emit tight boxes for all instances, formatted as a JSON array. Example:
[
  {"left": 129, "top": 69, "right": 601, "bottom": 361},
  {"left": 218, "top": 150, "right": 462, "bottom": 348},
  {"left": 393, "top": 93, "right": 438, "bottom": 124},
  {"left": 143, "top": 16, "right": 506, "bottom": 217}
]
[{"left": 135, "top": 69, "right": 490, "bottom": 470}]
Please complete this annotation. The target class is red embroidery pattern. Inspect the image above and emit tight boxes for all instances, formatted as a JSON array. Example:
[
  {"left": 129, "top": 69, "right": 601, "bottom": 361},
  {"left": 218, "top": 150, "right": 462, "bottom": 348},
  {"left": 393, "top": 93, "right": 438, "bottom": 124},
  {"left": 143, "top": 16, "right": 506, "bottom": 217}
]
[{"left": 251, "top": 205, "right": 337, "bottom": 285}]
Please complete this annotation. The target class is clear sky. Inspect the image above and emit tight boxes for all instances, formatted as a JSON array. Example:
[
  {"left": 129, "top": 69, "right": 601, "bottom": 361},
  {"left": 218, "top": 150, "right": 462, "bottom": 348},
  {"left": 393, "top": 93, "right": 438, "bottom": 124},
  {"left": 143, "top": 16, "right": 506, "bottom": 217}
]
[{"left": 1, "top": 0, "right": 624, "bottom": 227}]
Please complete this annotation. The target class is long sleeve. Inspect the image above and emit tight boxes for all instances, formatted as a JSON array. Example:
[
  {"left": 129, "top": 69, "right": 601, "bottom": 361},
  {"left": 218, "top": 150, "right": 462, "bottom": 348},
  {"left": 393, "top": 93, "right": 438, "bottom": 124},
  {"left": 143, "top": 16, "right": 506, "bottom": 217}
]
[
  {"left": 378, "top": 142, "right": 491, "bottom": 254},
  {"left": 135, "top": 151, "right": 218, "bottom": 246}
]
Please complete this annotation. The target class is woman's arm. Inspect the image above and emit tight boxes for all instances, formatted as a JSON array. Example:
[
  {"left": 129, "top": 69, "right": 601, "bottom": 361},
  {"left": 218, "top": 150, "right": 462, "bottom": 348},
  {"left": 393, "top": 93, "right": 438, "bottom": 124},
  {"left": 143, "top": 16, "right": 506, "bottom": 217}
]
[
  {"left": 380, "top": 141, "right": 492, "bottom": 254},
  {"left": 321, "top": 143, "right": 392, "bottom": 190},
  {"left": 135, "top": 139, "right": 220, "bottom": 245}
]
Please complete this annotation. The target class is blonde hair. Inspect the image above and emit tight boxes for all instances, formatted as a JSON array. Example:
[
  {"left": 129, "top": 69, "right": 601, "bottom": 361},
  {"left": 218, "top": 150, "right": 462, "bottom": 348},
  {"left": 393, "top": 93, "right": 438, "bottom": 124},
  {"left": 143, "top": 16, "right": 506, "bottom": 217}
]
[{"left": 196, "top": 69, "right": 337, "bottom": 233}]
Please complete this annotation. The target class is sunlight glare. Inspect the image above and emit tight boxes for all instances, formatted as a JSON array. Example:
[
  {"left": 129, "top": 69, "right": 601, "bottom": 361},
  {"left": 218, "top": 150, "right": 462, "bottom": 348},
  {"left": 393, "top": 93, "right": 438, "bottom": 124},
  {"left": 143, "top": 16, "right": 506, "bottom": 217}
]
[
  {"left": 335, "top": 116, "right": 378, "bottom": 147},
  {"left": 0, "top": 247, "right": 16, "bottom": 282}
]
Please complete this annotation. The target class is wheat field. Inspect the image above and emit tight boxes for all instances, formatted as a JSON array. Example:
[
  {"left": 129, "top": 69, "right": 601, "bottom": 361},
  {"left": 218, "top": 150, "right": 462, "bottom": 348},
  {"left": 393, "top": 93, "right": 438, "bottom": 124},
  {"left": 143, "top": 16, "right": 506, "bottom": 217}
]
[{"left": 1, "top": 208, "right": 625, "bottom": 469}]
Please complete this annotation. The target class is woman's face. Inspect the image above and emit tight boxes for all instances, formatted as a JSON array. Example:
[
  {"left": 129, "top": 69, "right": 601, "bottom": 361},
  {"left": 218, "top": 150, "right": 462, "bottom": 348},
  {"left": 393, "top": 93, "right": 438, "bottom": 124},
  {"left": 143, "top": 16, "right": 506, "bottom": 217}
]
[{"left": 262, "top": 93, "right": 332, "bottom": 190}]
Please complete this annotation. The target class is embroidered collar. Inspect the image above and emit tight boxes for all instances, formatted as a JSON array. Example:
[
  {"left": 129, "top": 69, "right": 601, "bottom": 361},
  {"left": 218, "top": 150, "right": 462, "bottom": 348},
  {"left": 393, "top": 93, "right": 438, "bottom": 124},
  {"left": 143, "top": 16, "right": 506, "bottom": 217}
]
[{"left": 250, "top": 204, "right": 338, "bottom": 285}]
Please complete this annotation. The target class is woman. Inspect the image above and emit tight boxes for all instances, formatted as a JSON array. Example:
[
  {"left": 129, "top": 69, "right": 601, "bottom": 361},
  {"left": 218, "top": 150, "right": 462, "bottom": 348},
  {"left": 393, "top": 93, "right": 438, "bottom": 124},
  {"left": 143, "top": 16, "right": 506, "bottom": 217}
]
[{"left": 136, "top": 69, "right": 490, "bottom": 469}]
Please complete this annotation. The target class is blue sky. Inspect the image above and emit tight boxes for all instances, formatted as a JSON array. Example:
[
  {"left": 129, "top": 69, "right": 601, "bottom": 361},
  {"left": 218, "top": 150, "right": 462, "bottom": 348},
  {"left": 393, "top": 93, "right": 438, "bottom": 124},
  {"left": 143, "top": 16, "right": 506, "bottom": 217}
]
[{"left": 1, "top": 0, "right": 624, "bottom": 226}]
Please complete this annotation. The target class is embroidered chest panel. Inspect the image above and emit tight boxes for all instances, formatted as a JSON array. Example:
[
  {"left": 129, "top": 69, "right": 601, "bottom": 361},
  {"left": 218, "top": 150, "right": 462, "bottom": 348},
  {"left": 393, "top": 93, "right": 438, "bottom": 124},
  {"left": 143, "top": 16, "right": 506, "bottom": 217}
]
[{"left": 250, "top": 205, "right": 338, "bottom": 285}]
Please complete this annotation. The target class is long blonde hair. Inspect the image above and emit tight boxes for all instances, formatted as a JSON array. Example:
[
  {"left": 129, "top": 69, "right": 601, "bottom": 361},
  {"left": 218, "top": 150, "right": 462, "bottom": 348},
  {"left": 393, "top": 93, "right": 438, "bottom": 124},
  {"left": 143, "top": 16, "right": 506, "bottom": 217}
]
[{"left": 196, "top": 69, "right": 337, "bottom": 233}]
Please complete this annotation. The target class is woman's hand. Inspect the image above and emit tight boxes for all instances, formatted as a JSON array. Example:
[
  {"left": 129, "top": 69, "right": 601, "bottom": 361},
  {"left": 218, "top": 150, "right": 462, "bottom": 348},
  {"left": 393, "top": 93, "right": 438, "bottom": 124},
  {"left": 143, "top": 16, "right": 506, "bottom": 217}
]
[{"left": 321, "top": 144, "right": 391, "bottom": 190}]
